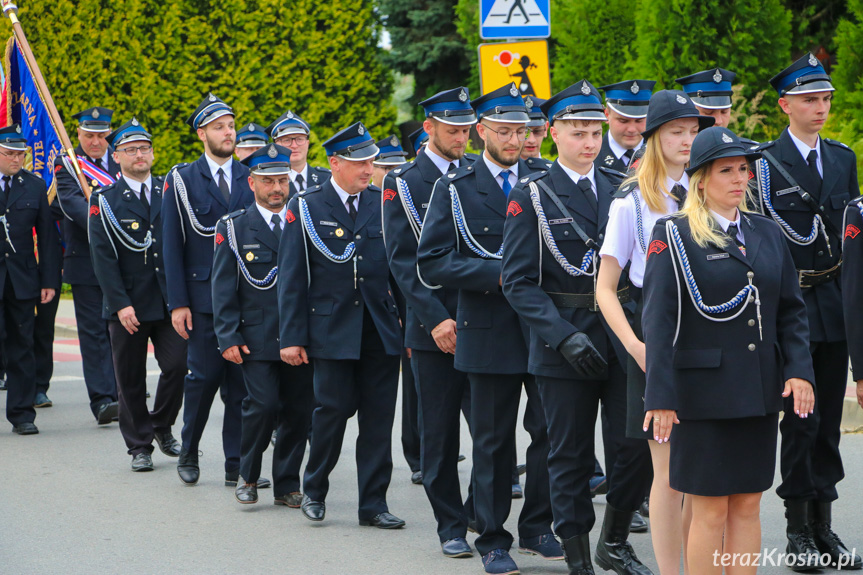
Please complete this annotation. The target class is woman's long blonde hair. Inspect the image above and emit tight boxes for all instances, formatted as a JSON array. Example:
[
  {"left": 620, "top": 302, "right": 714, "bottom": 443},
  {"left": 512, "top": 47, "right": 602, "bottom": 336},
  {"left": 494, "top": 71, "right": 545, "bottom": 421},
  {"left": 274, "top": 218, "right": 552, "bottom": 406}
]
[
  {"left": 681, "top": 163, "right": 751, "bottom": 248},
  {"left": 620, "top": 135, "right": 683, "bottom": 214}
]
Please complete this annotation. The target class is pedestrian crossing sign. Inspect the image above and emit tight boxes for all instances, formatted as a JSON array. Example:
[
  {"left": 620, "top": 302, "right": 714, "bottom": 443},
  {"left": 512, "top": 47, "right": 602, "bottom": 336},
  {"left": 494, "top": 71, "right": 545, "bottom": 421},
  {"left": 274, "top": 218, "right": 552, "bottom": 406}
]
[
  {"left": 480, "top": 0, "right": 550, "bottom": 40},
  {"left": 478, "top": 40, "right": 550, "bottom": 99}
]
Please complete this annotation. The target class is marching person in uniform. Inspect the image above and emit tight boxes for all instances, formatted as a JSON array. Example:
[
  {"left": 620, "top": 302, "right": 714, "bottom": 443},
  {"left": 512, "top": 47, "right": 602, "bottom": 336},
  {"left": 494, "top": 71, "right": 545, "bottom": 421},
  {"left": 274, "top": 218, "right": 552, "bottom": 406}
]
[
  {"left": 596, "top": 89, "right": 714, "bottom": 574},
  {"left": 88, "top": 118, "right": 185, "bottom": 471},
  {"left": 676, "top": 69, "right": 737, "bottom": 129},
  {"left": 418, "top": 83, "right": 558, "bottom": 575},
  {"left": 234, "top": 122, "right": 269, "bottom": 161},
  {"left": 279, "top": 122, "right": 406, "bottom": 529},
  {"left": 643, "top": 126, "right": 816, "bottom": 575},
  {"left": 0, "top": 124, "right": 59, "bottom": 435},
  {"left": 596, "top": 81, "right": 656, "bottom": 174},
  {"left": 371, "top": 135, "right": 407, "bottom": 188},
  {"left": 162, "top": 93, "right": 256, "bottom": 487},
  {"left": 521, "top": 96, "right": 551, "bottom": 170},
  {"left": 755, "top": 53, "right": 862, "bottom": 570},
  {"left": 32, "top": 195, "right": 64, "bottom": 408},
  {"left": 383, "top": 86, "right": 477, "bottom": 557},
  {"left": 54, "top": 106, "right": 120, "bottom": 425},
  {"left": 843, "top": 195, "right": 863, "bottom": 409},
  {"left": 212, "top": 144, "right": 314, "bottom": 507},
  {"left": 266, "top": 111, "right": 330, "bottom": 196},
  {"left": 501, "top": 81, "right": 653, "bottom": 575}
]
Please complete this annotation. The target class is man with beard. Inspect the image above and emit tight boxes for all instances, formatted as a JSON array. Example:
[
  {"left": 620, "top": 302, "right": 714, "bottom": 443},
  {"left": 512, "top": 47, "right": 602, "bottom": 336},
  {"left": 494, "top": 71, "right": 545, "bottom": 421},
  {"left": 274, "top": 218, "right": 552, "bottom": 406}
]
[
  {"left": 54, "top": 107, "right": 121, "bottom": 424},
  {"left": 213, "top": 144, "right": 314, "bottom": 507},
  {"left": 266, "top": 111, "right": 330, "bottom": 196},
  {"left": 596, "top": 80, "right": 655, "bottom": 174},
  {"left": 417, "top": 83, "right": 557, "bottom": 574},
  {"left": 382, "top": 87, "right": 478, "bottom": 557},
  {"left": 89, "top": 118, "right": 185, "bottom": 470},
  {"left": 162, "top": 93, "right": 254, "bottom": 487}
]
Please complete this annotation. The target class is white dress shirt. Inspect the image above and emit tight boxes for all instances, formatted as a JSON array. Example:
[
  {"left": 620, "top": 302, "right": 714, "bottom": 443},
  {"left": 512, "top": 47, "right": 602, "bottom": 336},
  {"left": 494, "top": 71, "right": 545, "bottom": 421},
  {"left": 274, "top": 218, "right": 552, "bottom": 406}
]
[
  {"left": 122, "top": 174, "right": 153, "bottom": 204},
  {"left": 425, "top": 146, "right": 461, "bottom": 176},
  {"left": 331, "top": 178, "right": 360, "bottom": 214},
  {"left": 205, "top": 153, "right": 233, "bottom": 193},
  {"left": 481, "top": 152, "right": 518, "bottom": 192},
  {"left": 255, "top": 202, "right": 288, "bottom": 231},
  {"left": 788, "top": 129, "right": 823, "bottom": 178}
]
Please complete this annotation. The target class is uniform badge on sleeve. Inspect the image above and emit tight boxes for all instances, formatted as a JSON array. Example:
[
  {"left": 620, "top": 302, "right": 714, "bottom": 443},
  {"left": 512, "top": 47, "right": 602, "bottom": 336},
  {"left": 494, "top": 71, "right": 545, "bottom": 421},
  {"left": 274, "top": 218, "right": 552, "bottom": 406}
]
[
  {"left": 383, "top": 188, "right": 397, "bottom": 202},
  {"left": 506, "top": 200, "right": 522, "bottom": 217},
  {"left": 286, "top": 209, "right": 296, "bottom": 224},
  {"left": 89, "top": 206, "right": 100, "bottom": 217},
  {"left": 215, "top": 233, "right": 225, "bottom": 245},
  {"left": 846, "top": 224, "right": 861, "bottom": 240},
  {"left": 647, "top": 240, "right": 668, "bottom": 260}
]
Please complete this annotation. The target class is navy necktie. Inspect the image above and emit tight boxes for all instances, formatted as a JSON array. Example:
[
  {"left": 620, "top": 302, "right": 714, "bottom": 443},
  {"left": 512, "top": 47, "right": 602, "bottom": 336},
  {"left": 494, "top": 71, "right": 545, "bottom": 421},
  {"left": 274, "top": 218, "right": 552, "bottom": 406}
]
[
  {"left": 347, "top": 195, "right": 358, "bottom": 221},
  {"left": 271, "top": 213, "right": 282, "bottom": 241},
  {"left": 217, "top": 168, "right": 230, "bottom": 204},
  {"left": 578, "top": 177, "right": 597, "bottom": 214},
  {"left": 295, "top": 174, "right": 304, "bottom": 192},
  {"left": 807, "top": 149, "right": 822, "bottom": 188}
]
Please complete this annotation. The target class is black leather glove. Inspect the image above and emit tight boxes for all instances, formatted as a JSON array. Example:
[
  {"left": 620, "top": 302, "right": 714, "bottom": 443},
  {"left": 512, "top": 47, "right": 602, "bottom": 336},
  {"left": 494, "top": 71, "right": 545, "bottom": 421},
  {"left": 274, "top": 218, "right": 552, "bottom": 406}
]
[{"left": 558, "top": 332, "right": 608, "bottom": 379}]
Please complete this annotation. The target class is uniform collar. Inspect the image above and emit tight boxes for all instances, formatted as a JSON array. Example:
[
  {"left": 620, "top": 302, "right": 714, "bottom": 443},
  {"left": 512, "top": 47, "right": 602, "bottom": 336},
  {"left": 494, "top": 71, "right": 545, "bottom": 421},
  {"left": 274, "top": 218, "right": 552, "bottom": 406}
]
[
  {"left": 481, "top": 152, "right": 518, "bottom": 181},
  {"left": 608, "top": 133, "right": 641, "bottom": 161},
  {"left": 425, "top": 145, "right": 460, "bottom": 175},
  {"left": 330, "top": 177, "right": 360, "bottom": 208},
  {"left": 255, "top": 201, "right": 287, "bottom": 229},
  {"left": 122, "top": 174, "right": 153, "bottom": 197},
  {"left": 665, "top": 172, "right": 690, "bottom": 193},
  {"left": 204, "top": 152, "right": 232, "bottom": 181},
  {"left": 558, "top": 161, "right": 596, "bottom": 192},
  {"left": 787, "top": 128, "right": 822, "bottom": 164},
  {"left": 290, "top": 163, "right": 308, "bottom": 184}
]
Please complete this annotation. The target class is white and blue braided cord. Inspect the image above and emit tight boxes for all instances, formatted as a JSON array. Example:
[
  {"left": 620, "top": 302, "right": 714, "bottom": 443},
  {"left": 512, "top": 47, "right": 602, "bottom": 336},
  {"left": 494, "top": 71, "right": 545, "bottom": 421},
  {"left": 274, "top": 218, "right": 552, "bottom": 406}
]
[
  {"left": 632, "top": 190, "right": 646, "bottom": 253},
  {"left": 0, "top": 215, "right": 15, "bottom": 253},
  {"left": 449, "top": 184, "right": 503, "bottom": 259},
  {"left": 98, "top": 194, "right": 152, "bottom": 252},
  {"left": 529, "top": 183, "right": 595, "bottom": 277},
  {"left": 172, "top": 167, "right": 216, "bottom": 237},
  {"left": 299, "top": 197, "right": 355, "bottom": 262},
  {"left": 757, "top": 157, "right": 824, "bottom": 246},
  {"left": 666, "top": 220, "right": 762, "bottom": 339},
  {"left": 396, "top": 176, "right": 423, "bottom": 238},
  {"left": 225, "top": 218, "right": 277, "bottom": 289}
]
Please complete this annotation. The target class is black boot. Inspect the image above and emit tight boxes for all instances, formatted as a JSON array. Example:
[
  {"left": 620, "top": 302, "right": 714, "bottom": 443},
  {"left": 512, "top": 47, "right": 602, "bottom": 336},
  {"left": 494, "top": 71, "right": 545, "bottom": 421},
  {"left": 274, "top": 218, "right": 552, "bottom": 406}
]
[
  {"left": 784, "top": 500, "right": 821, "bottom": 572},
  {"left": 177, "top": 447, "right": 199, "bottom": 486},
  {"left": 561, "top": 533, "right": 595, "bottom": 575},
  {"left": 811, "top": 501, "right": 862, "bottom": 570},
  {"left": 594, "top": 504, "right": 653, "bottom": 575}
]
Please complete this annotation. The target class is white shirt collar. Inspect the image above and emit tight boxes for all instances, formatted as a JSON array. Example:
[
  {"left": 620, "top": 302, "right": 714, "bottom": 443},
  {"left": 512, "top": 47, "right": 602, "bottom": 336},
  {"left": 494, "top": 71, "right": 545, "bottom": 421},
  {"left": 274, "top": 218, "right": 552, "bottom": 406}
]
[
  {"left": 710, "top": 209, "right": 745, "bottom": 244},
  {"left": 665, "top": 172, "right": 690, "bottom": 193},
  {"left": 558, "top": 161, "right": 597, "bottom": 196},
  {"left": 482, "top": 152, "right": 518, "bottom": 190},
  {"left": 255, "top": 201, "right": 288, "bottom": 230},
  {"left": 425, "top": 146, "right": 460, "bottom": 176},
  {"left": 788, "top": 129, "right": 822, "bottom": 165},
  {"left": 330, "top": 177, "right": 360, "bottom": 212},
  {"left": 290, "top": 164, "right": 308, "bottom": 185},
  {"left": 608, "top": 134, "right": 641, "bottom": 163},
  {"left": 204, "top": 153, "right": 232, "bottom": 185},
  {"left": 122, "top": 174, "right": 153, "bottom": 201}
]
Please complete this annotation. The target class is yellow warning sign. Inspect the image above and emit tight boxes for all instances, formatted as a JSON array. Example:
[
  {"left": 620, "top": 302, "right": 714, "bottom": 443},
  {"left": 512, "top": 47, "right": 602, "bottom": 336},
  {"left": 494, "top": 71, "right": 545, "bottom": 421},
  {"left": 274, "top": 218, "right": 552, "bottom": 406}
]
[{"left": 478, "top": 40, "right": 550, "bottom": 100}]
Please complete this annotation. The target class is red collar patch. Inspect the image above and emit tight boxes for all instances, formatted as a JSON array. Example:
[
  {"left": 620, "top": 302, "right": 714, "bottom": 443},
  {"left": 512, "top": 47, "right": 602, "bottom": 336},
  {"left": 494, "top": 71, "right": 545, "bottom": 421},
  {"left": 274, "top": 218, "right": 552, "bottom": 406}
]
[
  {"left": 383, "top": 188, "right": 397, "bottom": 202},
  {"left": 846, "top": 224, "right": 861, "bottom": 240},
  {"left": 647, "top": 239, "right": 667, "bottom": 260},
  {"left": 507, "top": 200, "right": 522, "bottom": 217}
]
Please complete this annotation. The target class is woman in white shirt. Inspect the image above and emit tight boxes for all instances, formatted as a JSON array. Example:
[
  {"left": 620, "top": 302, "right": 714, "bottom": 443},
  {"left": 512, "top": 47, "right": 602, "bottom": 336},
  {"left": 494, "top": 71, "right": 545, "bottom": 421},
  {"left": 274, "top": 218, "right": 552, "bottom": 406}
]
[{"left": 596, "top": 90, "right": 714, "bottom": 575}]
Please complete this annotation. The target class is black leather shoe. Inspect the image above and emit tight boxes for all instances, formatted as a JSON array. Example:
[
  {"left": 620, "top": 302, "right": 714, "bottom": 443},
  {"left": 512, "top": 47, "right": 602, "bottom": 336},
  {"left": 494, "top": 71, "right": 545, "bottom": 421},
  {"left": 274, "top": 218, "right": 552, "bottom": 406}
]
[
  {"left": 177, "top": 448, "right": 199, "bottom": 486},
  {"left": 226, "top": 470, "right": 271, "bottom": 488},
  {"left": 785, "top": 500, "right": 822, "bottom": 572},
  {"left": 96, "top": 401, "right": 119, "bottom": 425},
  {"left": 131, "top": 453, "right": 154, "bottom": 472},
  {"left": 235, "top": 482, "right": 258, "bottom": 504},
  {"left": 411, "top": 470, "right": 423, "bottom": 485},
  {"left": 442, "top": 537, "right": 473, "bottom": 558},
  {"left": 301, "top": 495, "right": 325, "bottom": 521},
  {"left": 811, "top": 501, "right": 862, "bottom": 570},
  {"left": 458, "top": 454, "right": 466, "bottom": 462},
  {"left": 33, "top": 392, "right": 52, "bottom": 408},
  {"left": 258, "top": 477, "right": 271, "bottom": 489},
  {"left": 594, "top": 504, "right": 653, "bottom": 575},
  {"left": 154, "top": 431, "right": 181, "bottom": 457},
  {"left": 359, "top": 511, "right": 406, "bottom": 529},
  {"left": 630, "top": 511, "right": 648, "bottom": 533},
  {"left": 639, "top": 497, "right": 649, "bottom": 518},
  {"left": 12, "top": 422, "right": 38, "bottom": 435},
  {"left": 274, "top": 492, "right": 304, "bottom": 508},
  {"left": 511, "top": 484, "right": 523, "bottom": 499}
]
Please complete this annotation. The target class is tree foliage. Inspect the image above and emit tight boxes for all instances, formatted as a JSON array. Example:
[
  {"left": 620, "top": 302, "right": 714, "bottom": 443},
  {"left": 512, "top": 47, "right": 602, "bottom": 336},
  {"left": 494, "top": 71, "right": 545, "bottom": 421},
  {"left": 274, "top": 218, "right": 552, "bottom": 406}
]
[
  {"left": 827, "top": 0, "right": 863, "bottom": 179},
  {"left": 3, "top": 0, "right": 396, "bottom": 172}
]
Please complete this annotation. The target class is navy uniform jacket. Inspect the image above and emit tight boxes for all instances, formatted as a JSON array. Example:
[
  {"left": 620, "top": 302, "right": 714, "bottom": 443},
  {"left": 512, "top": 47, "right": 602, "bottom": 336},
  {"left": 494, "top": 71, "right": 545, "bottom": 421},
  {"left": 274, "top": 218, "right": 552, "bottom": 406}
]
[
  {"left": 843, "top": 197, "right": 863, "bottom": 378},
  {"left": 501, "top": 162, "right": 625, "bottom": 379},
  {"left": 212, "top": 207, "right": 282, "bottom": 362},
  {"left": 278, "top": 181, "right": 401, "bottom": 359},
  {"left": 596, "top": 133, "right": 629, "bottom": 174},
  {"left": 291, "top": 165, "right": 331, "bottom": 197},
  {"left": 643, "top": 214, "right": 814, "bottom": 420},
  {"left": 88, "top": 175, "right": 168, "bottom": 322},
  {"left": 54, "top": 145, "right": 121, "bottom": 286},
  {"left": 381, "top": 148, "right": 468, "bottom": 351},
  {"left": 755, "top": 129, "right": 859, "bottom": 342},
  {"left": 162, "top": 154, "right": 253, "bottom": 313},
  {"left": 0, "top": 169, "right": 60, "bottom": 300},
  {"left": 416, "top": 157, "right": 543, "bottom": 375},
  {"left": 524, "top": 156, "right": 553, "bottom": 172}
]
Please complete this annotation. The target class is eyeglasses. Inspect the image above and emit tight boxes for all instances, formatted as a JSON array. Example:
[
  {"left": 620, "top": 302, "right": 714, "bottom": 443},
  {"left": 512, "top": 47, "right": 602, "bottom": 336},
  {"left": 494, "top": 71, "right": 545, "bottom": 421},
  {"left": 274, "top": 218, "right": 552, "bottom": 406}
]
[
  {"left": 0, "top": 149, "right": 26, "bottom": 159},
  {"left": 527, "top": 127, "right": 548, "bottom": 138},
  {"left": 482, "top": 124, "right": 528, "bottom": 142},
  {"left": 118, "top": 145, "right": 152, "bottom": 156},
  {"left": 277, "top": 135, "right": 309, "bottom": 146}
]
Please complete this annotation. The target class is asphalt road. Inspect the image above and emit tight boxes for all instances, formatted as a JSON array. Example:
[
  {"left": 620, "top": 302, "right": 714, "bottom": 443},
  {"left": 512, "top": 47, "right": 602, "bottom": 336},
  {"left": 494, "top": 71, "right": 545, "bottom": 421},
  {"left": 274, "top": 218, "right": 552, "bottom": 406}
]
[{"left": 2, "top": 357, "right": 862, "bottom": 575}]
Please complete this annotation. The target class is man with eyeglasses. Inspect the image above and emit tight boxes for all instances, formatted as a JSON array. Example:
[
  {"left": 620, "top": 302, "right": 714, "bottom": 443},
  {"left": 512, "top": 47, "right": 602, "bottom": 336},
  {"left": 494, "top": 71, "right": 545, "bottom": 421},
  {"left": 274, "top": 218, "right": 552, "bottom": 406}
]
[
  {"left": 162, "top": 93, "right": 255, "bottom": 487},
  {"left": 54, "top": 106, "right": 121, "bottom": 425},
  {"left": 417, "top": 83, "right": 557, "bottom": 575},
  {"left": 266, "top": 111, "right": 330, "bottom": 196},
  {"left": 89, "top": 119, "right": 186, "bottom": 471},
  {"left": 0, "top": 124, "right": 59, "bottom": 435},
  {"left": 521, "top": 96, "right": 552, "bottom": 172}
]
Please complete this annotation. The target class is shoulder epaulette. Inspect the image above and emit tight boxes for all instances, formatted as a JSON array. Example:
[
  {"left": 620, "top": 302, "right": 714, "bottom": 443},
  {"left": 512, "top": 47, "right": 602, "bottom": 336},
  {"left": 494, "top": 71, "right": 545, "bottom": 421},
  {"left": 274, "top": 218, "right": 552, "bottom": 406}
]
[
  {"left": 441, "top": 163, "right": 475, "bottom": 182},
  {"left": 221, "top": 208, "right": 246, "bottom": 222},
  {"left": 525, "top": 157, "right": 553, "bottom": 170},
  {"left": 93, "top": 182, "right": 114, "bottom": 195},
  {"left": 300, "top": 184, "right": 323, "bottom": 196},
  {"left": 463, "top": 152, "right": 480, "bottom": 164},
  {"left": 598, "top": 166, "right": 626, "bottom": 181},
  {"left": 656, "top": 214, "right": 679, "bottom": 226},
  {"left": 515, "top": 170, "right": 547, "bottom": 187},
  {"left": 613, "top": 182, "right": 636, "bottom": 199},
  {"left": 823, "top": 138, "right": 852, "bottom": 151},
  {"left": 754, "top": 140, "right": 776, "bottom": 151},
  {"left": 742, "top": 211, "right": 770, "bottom": 222},
  {"left": 389, "top": 160, "right": 417, "bottom": 177},
  {"left": 311, "top": 165, "right": 331, "bottom": 173},
  {"left": 739, "top": 137, "right": 760, "bottom": 149},
  {"left": 367, "top": 184, "right": 382, "bottom": 193}
]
